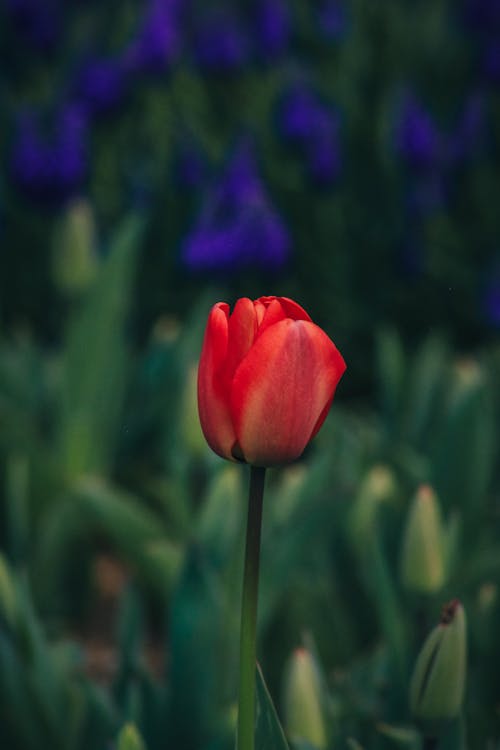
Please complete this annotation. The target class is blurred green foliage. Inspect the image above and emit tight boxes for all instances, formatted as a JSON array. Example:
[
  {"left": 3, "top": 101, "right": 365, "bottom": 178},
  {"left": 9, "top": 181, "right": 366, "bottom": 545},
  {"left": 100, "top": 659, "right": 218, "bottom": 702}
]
[
  {"left": 2, "top": 0, "right": 500, "bottom": 747},
  {"left": 0, "top": 217, "right": 500, "bottom": 748}
]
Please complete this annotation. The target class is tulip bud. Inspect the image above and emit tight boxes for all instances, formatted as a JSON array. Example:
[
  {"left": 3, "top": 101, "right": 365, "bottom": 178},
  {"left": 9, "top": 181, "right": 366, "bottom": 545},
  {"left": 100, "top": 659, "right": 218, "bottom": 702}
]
[
  {"left": 410, "top": 599, "right": 466, "bottom": 727},
  {"left": 282, "top": 647, "right": 328, "bottom": 749},
  {"left": 117, "top": 723, "right": 146, "bottom": 750},
  {"left": 400, "top": 485, "right": 445, "bottom": 594},
  {"left": 0, "top": 554, "right": 17, "bottom": 627},
  {"left": 349, "top": 465, "right": 397, "bottom": 549},
  {"left": 52, "top": 198, "right": 98, "bottom": 295},
  {"left": 197, "top": 296, "right": 346, "bottom": 467}
]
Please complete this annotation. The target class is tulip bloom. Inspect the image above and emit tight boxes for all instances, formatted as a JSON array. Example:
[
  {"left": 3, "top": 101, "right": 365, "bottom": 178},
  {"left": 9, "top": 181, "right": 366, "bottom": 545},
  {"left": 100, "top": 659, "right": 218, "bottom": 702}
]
[{"left": 198, "top": 295, "right": 346, "bottom": 467}]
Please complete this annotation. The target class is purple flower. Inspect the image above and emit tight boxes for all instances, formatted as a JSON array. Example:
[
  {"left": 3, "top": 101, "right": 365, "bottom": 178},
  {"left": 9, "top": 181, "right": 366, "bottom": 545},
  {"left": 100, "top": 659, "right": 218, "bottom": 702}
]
[
  {"left": 215, "top": 142, "right": 263, "bottom": 208},
  {"left": 482, "top": 40, "right": 500, "bottom": 83},
  {"left": 316, "top": 0, "right": 347, "bottom": 40},
  {"left": 10, "top": 104, "right": 88, "bottom": 204},
  {"left": 483, "top": 265, "right": 500, "bottom": 325},
  {"left": 125, "top": 0, "right": 182, "bottom": 74},
  {"left": 395, "top": 94, "right": 440, "bottom": 170},
  {"left": 182, "top": 141, "right": 290, "bottom": 272},
  {"left": 74, "top": 57, "right": 126, "bottom": 116},
  {"left": 305, "top": 110, "right": 342, "bottom": 186},
  {"left": 253, "top": 0, "right": 292, "bottom": 60},
  {"left": 464, "top": 0, "right": 500, "bottom": 31},
  {"left": 447, "top": 94, "right": 486, "bottom": 165},
  {"left": 278, "top": 82, "right": 342, "bottom": 186},
  {"left": 6, "top": 0, "right": 61, "bottom": 51},
  {"left": 279, "top": 83, "right": 328, "bottom": 143},
  {"left": 193, "top": 9, "right": 250, "bottom": 72}
]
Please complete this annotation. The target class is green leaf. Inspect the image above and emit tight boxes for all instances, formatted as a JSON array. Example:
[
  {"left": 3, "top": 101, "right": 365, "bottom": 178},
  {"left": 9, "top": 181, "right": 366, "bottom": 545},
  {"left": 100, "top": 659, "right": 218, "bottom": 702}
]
[
  {"left": 376, "top": 328, "right": 406, "bottom": 429},
  {"left": 431, "top": 362, "right": 495, "bottom": 523},
  {"left": 402, "top": 334, "right": 448, "bottom": 446},
  {"left": 59, "top": 215, "right": 143, "bottom": 478},
  {"left": 376, "top": 722, "right": 419, "bottom": 746},
  {"left": 346, "top": 740, "right": 365, "bottom": 750},
  {"left": 255, "top": 663, "right": 290, "bottom": 750},
  {"left": 168, "top": 547, "right": 236, "bottom": 750}
]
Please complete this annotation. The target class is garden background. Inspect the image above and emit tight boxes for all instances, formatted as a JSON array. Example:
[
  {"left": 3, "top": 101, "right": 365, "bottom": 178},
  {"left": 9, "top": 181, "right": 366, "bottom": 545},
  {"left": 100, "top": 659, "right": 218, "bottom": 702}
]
[{"left": 1, "top": 0, "right": 500, "bottom": 748}]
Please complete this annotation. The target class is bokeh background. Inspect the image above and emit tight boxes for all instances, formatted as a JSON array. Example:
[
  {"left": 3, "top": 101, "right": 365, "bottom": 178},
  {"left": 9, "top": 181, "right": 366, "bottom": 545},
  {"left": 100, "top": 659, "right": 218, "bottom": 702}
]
[{"left": 1, "top": 0, "right": 500, "bottom": 748}]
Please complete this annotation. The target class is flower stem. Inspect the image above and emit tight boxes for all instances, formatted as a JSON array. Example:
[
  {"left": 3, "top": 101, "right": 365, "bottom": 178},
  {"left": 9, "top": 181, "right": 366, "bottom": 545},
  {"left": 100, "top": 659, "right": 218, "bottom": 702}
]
[{"left": 237, "top": 465, "right": 266, "bottom": 750}]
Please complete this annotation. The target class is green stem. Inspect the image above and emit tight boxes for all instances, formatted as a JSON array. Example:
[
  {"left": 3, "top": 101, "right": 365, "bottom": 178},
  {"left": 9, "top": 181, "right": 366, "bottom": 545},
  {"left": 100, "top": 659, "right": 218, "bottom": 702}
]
[{"left": 237, "top": 465, "right": 266, "bottom": 750}]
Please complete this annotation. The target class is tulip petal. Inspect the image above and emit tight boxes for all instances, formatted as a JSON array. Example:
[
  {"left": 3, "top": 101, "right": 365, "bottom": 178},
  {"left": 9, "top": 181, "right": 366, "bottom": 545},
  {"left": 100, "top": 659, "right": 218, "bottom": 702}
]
[
  {"left": 197, "top": 302, "right": 238, "bottom": 460},
  {"left": 256, "top": 298, "right": 287, "bottom": 337},
  {"left": 226, "top": 297, "right": 257, "bottom": 376},
  {"left": 277, "top": 296, "right": 312, "bottom": 322},
  {"left": 231, "top": 319, "right": 346, "bottom": 466}
]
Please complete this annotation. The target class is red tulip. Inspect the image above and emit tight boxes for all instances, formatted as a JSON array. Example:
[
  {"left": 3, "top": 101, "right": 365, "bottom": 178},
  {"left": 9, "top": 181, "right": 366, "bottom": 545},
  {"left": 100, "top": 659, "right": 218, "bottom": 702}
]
[{"left": 197, "top": 296, "right": 346, "bottom": 467}]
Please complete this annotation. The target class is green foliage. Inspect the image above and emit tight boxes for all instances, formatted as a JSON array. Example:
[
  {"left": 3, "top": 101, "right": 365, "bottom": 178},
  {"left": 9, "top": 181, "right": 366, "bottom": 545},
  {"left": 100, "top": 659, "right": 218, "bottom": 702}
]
[
  {"left": 1, "top": 210, "right": 500, "bottom": 749},
  {"left": 256, "top": 665, "right": 290, "bottom": 750}
]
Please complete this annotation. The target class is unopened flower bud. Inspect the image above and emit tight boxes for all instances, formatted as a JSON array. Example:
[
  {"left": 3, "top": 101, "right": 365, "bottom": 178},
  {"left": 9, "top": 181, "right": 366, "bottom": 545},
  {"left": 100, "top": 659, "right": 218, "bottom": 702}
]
[
  {"left": 282, "top": 647, "right": 328, "bottom": 749},
  {"left": 410, "top": 599, "right": 466, "bottom": 727},
  {"left": 401, "top": 485, "right": 445, "bottom": 594},
  {"left": 52, "top": 198, "right": 98, "bottom": 295},
  {"left": 117, "top": 723, "right": 146, "bottom": 750},
  {"left": 349, "top": 465, "right": 396, "bottom": 549}
]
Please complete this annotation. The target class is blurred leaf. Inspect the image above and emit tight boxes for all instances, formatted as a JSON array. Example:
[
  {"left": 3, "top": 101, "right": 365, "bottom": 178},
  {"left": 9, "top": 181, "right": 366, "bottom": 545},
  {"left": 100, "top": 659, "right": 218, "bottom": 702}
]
[
  {"left": 402, "top": 335, "right": 448, "bottom": 447},
  {"left": 430, "top": 360, "right": 495, "bottom": 524},
  {"left": 348, "top": 468, "right": 408, "bottom": 685},
  {"left": 4, "top": 453, "right": 30, "bottom": 564},
  {"left": 256, "top": 663, "right": 290, "bottom": 750},
  {"left": 196, "top": 465, "right": 244, "bottom": 569},
  {"left": 441, "top": 511, "right": 461, "bottom": 582},
  {"left": 72, "top": 476, "right": 162, "bottom": 549},
  {"left": 376, "top": 723, "right": 419, "bottom": 746},
  {"left": 439, "top": 715, "right": 467, "bottom": 750},
  {"left": 168, "top": 546, "right": 237, "bottom": 750},
  {"left": 73, "top": 477, "right": 183, "bottom": 593},
  {"left": 59, "top": 215, "right": 143, "bottom": 479},
  {"left": 376, "top": 328, "right": 406, "bottom": 430},
  {"left": 346, "top": 740, "right": 365, "bottom": 750}
]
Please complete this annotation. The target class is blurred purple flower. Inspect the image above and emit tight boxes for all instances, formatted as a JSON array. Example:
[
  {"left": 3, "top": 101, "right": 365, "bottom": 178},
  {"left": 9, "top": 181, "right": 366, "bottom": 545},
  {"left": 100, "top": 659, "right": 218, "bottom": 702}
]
[
  {"left": 279, "top": 82, "right": 342, "bottom": 186},
  {"left": 482, "top": 40, "right": 500, "bottom": 83},
  {"left": 279, "top": 83, "right": 328, "bottom": 142},
  {"left": 447, "top": 94, "right": 486, "bottom": 165},
  {"left": 305, "top": 110, "right": 342, "bottom": 186},
  {"left": 215, "top": 142, "right": 263, "bottom": 208},
  {"left": 316, "top": 0, "right": 347, "bottom": 40},
  {"left": 6, "top": 0, "right": 61, "bottom": 51},
  {"left": 193, "top": 9, "right": 250, "bottom": 72},
  {"left": 464, "top": 0, "right": 500, "bottom": 30},
  {"left": 182, "top": 142, "right": 290, "bottom": 272},
  {"left": 11, "top": 104, "right": 88, "bottom": 204},
  {"left": 125, "top": 0, "right": 182, "bottom": 74},
  {"left": 396, "top": 94, "right": 440, "bottom": 170},
  {"left": 74, "top": 57, "right": 126, "bottom": 116},
  {"left": 253, "top": 0, "right": 292, "bottom": 60},
  {"left": 483, "top": 268, "right": 500, "bottom": 325}
]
